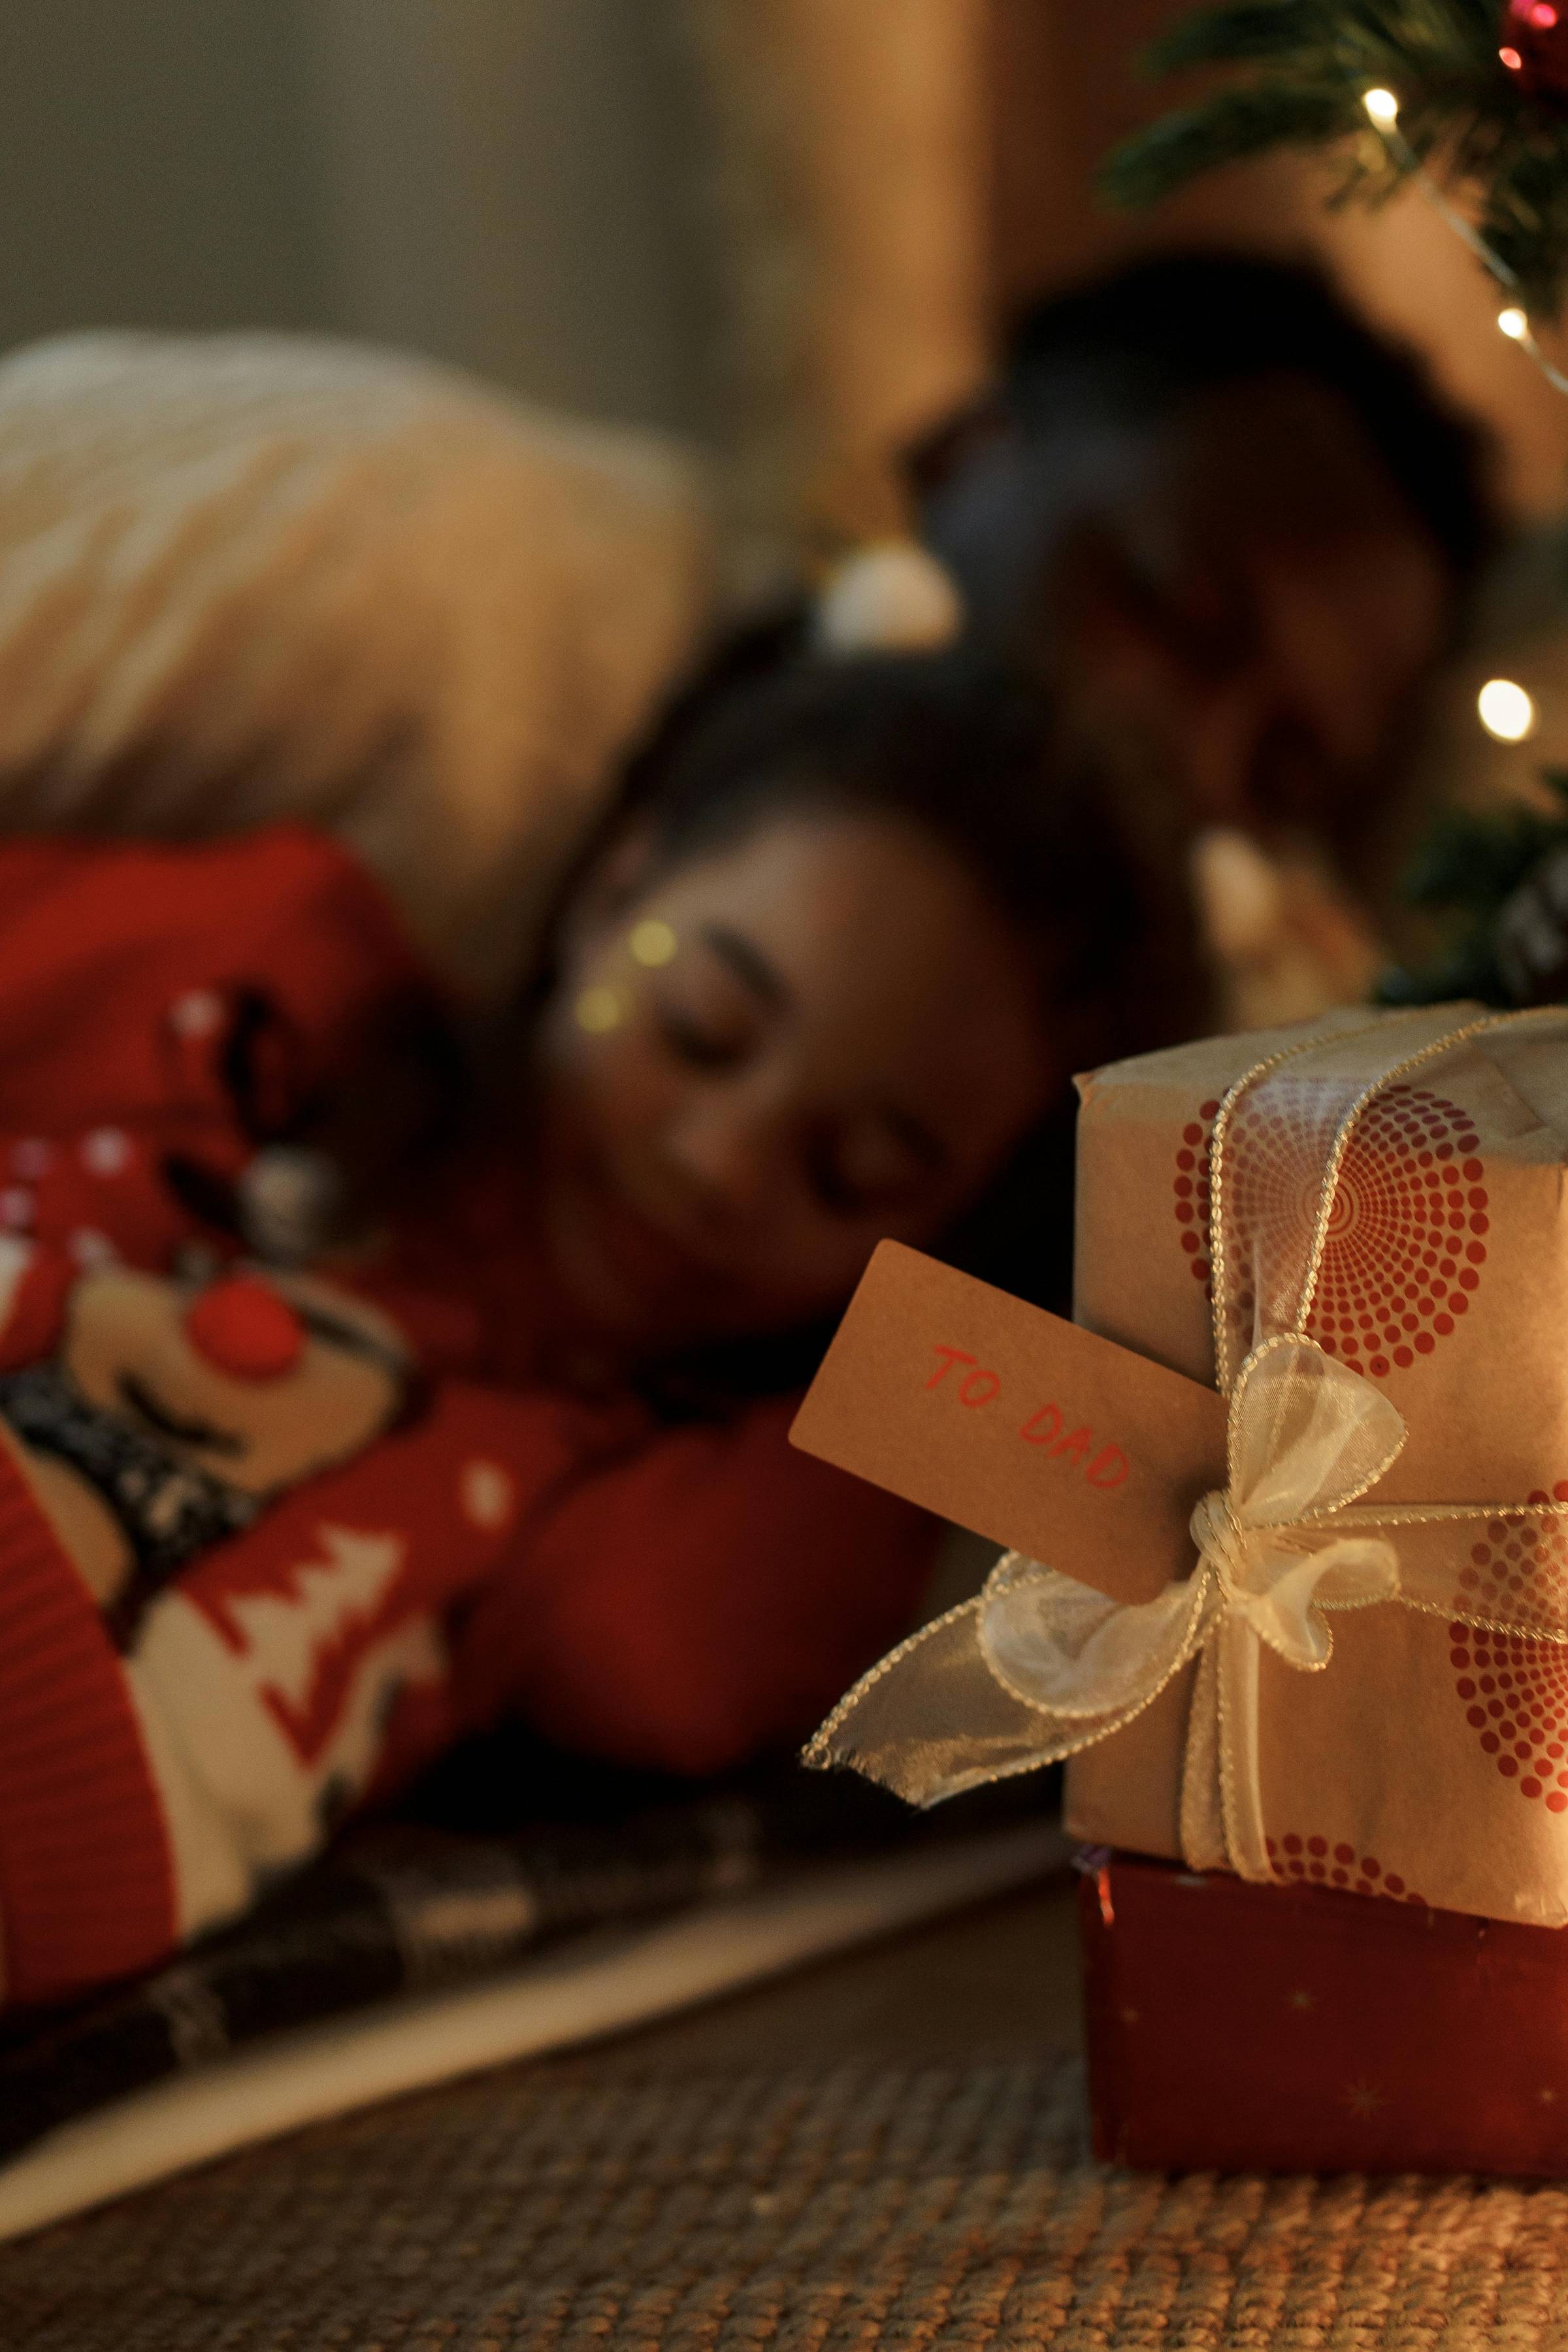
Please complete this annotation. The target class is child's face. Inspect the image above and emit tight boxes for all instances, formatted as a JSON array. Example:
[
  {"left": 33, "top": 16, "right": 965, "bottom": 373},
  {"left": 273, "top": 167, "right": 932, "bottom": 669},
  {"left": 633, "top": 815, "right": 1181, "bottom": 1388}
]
[{"left": 532, "top": 811, "right": 1056, "bottom": 1357}]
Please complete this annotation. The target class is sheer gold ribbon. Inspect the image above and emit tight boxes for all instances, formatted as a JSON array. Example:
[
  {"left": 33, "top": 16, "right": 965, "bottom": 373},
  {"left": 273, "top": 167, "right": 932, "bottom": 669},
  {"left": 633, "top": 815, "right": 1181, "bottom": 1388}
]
[{"left": 804, "top": 1006, "right": 1568, "bottom": 1876}]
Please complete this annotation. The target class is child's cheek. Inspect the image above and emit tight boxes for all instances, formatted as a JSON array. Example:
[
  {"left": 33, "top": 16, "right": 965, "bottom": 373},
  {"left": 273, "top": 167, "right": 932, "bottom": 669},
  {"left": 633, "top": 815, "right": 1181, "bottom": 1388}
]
[{"left": 570, "top": 1002, "right": 687, "bottom": 1151}]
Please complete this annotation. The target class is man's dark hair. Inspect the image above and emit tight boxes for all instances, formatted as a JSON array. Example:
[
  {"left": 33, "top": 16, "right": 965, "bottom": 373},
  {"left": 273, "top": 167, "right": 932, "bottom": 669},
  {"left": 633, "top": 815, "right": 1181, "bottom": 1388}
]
[{"left": 913, "top": 248, "right": 1498, "bottom": 592}]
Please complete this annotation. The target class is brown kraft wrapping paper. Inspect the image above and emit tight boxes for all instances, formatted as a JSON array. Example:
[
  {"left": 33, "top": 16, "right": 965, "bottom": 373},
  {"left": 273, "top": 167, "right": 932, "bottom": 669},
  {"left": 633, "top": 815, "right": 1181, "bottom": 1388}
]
[{"left": 1066, "top": 1003, "right": 1568, "bottom": 1927}]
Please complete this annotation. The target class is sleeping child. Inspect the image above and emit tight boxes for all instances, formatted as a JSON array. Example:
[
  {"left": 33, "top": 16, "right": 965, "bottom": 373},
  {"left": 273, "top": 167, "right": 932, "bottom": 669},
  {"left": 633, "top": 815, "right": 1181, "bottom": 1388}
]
[{"left": 0, "top": 649, "right": 1203, "bottom": 2009}]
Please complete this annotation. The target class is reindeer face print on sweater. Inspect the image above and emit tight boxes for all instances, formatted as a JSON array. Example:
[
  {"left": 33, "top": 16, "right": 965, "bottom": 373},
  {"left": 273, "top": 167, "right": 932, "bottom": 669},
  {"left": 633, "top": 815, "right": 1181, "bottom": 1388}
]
[{"left": 0, "top": 1265, "right": 408, "bottom": 1638}]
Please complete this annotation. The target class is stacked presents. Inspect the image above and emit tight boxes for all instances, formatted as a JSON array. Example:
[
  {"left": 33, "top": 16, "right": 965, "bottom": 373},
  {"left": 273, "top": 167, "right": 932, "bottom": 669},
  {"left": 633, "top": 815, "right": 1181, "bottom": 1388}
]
[{"left": 796, "top": 1002, "right": 1568, "bottom": 2175}]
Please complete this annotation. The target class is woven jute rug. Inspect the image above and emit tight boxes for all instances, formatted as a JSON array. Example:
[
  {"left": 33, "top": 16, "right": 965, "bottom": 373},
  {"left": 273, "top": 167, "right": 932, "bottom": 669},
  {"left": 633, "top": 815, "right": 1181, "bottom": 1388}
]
[{"left": 5, "top": 2054, "right": 1568, "bottom": 2350}]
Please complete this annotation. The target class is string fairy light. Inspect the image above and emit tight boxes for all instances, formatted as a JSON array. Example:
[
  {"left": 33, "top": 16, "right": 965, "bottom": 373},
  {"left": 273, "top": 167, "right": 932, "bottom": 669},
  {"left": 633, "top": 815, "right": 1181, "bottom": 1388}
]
[
  {"left": 1359, "top": 86, "right": 1568, "bottom": 399},
  {"left": 1477, "top": 677, "right": 1539, "bottom": 741},
  {"left": 1356, "top": 75, "right": 1561, "bottom": 757},
  {"left": 1494, "top": 302, "right": 1568, "bottom": 393}
]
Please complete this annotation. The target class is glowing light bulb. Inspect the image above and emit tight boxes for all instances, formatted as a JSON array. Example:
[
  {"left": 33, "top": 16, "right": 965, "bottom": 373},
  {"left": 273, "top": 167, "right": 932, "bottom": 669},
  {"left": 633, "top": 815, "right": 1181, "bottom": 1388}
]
[
  {"left": 1477, "top": 678, "right": 1537, "bottom": 742},
  {"left": 574, "top": 985, "right": 625, "bottom": 1035},
  {"left": 628, "top": 918, "right": 678, "bottom": 968},
  {"left": 1362, "top": 87, "right": 1400, "bottom": 127},
  {"left": 1499, "top": 306, "right": 1531, "bottom": 342},
  {"left": 1501, "top": 43, "right": 1524, "bottom": 66}
]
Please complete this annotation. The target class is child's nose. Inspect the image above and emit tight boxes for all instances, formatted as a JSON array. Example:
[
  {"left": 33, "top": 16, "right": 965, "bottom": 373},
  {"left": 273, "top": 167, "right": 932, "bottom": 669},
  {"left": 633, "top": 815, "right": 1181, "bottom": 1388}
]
[
  {"left": 666, "top": 1105, "right": 772, "bottom": 1223},
  {"left": 186, "top": 1276, "right": 306, "bottom": 1381}
]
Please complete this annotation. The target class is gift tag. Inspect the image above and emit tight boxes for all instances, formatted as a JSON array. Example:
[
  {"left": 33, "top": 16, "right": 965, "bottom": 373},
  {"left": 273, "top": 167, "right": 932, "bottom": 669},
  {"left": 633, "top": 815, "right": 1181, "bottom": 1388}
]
[{"left": 791, "top": 1241, "right": 1226, "bottom": 1606}]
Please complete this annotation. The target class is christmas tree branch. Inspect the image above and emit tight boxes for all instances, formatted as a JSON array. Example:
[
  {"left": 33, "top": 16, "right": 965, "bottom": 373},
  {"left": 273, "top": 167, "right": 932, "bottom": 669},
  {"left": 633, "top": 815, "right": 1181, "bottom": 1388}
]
[
  {"left": 1100, "top": 0, "right": 1568, "bottom": 316},
  {"left": 1103, "top": 86, "right": 1365, "bottom": 207}
]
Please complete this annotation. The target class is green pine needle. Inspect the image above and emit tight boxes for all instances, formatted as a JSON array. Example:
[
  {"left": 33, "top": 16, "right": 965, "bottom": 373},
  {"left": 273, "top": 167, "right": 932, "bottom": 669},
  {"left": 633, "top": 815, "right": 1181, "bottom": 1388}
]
[
  {"left": 1143, "top": 2, "right": 1353, "bottom": 75},
  {"left": 1379, "top": 775, "right": 1568, "bottom": 1005},
  {"left": 1103, "top": 86, "right": 1361, "bottom": 207}
]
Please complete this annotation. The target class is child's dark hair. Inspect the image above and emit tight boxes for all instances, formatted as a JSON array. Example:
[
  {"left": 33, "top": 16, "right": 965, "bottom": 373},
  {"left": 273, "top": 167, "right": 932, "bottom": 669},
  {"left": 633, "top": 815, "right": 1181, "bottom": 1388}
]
[
  {"left": 621, "top": 649, "right": 1201, "bottom": 1066},
  {"left": 604, "top": 648, "right": 1206, "bottom": 1365},
  {"left": 909, "top": 248, "right": 1497, "bottom": 597}
]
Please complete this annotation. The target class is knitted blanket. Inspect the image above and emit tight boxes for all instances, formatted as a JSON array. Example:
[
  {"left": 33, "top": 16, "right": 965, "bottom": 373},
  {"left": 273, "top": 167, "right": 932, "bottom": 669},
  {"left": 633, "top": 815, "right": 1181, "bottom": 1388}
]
[{"left": 0, "top": 1734, "right": 1057, "bottom": 2180}]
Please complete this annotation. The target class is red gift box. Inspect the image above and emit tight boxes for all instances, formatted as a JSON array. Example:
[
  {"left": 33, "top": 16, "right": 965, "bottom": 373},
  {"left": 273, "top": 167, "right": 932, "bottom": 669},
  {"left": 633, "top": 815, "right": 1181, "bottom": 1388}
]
[{"left": 1080, "top": 1854, "right": 1568, "bottom": 2177}]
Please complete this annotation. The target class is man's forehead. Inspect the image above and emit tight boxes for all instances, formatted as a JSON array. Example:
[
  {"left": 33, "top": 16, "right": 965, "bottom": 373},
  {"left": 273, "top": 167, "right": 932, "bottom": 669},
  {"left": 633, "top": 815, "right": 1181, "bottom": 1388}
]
[
  {"left": 956, "top": 369, "right": 1445, "bottom": 569},
  {"left": 1165, "top": 374, "right": 1441, "bottom": 555}
]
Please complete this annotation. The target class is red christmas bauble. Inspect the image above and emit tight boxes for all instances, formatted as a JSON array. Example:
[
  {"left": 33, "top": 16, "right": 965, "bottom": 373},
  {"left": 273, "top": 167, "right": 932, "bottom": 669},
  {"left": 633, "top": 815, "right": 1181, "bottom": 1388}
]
[{"left": 1501, "top": 0, "right": 1568, "bottom": 98}]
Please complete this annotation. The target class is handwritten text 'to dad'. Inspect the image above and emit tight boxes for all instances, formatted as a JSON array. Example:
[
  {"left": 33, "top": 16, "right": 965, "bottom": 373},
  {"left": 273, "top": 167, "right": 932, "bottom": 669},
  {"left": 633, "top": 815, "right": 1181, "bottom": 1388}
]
[{"left": 925, "top": 1344, "right": 1130, "bottom": 1490}]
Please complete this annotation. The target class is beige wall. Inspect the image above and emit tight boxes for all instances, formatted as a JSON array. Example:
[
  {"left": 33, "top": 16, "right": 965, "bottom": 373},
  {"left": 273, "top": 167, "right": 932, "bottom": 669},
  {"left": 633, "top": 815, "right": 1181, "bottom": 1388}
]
[
  {"left": 0, "top": 1, "right": 333, "bottom": 349},
  {"left": 302, "top": 0, "right": 720, "bottom": 436},
  {"left": 690, "top": 0, "right": 990, "bottom": 550},
  {"left": 0, "top": 0, "right": 719, "bottom": 440}
]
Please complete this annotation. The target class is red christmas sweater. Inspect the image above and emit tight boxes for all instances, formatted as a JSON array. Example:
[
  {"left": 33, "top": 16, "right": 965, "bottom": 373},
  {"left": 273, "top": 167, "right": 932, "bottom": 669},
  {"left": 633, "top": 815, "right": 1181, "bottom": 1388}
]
[{"left": 0, "top": 827, "right": 936, "bottom": 2009}]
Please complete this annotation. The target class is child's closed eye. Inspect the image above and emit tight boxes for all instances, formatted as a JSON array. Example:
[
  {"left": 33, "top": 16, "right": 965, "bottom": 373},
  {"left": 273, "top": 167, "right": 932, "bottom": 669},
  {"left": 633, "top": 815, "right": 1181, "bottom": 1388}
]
[{"left": 656, "top": 1001, "right": 753, "bottom": 1070}]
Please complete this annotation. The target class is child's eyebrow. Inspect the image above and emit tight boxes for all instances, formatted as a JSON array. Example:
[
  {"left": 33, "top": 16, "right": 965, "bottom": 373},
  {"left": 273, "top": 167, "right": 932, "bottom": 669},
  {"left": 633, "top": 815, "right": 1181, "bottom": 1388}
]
[{"left": 700, "top": 923, "right": 789, "bottom": 1009}]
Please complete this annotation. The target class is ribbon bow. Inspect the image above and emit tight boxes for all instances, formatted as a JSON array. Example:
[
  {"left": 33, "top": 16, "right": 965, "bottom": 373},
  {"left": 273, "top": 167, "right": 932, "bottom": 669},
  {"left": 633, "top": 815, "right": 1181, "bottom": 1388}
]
[
  {"left": 806, "top": 1336, "right": 1407, "bottom": 1880},
  {"left": 1004, "top": 1335, "right": 1405, "bottom": 1879}
]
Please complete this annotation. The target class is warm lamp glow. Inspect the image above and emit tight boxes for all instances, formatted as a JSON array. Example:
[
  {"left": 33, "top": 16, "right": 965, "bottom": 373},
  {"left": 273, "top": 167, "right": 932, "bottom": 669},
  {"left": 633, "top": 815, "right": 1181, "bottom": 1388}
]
[
  {"left": 1362, "top": 87, "right": 1400, "bottom": 125},
  {"left": 1499, "top": 306, "right": 1531, "bottom": 342},
  {"left": 1477, "top": 678, "right": 1537, "bottom": 742}
]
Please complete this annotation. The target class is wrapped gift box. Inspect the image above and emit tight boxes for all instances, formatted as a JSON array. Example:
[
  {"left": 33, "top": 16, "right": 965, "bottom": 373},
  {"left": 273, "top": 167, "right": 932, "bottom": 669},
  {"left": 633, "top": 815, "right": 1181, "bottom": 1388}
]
[
  {"left": 793, "top": 1002, "right": 1568, "bottom": 2173},
  {"left": 796, "top": 1000, "right": 1568, "bottom": 1931},
  {"left": 1080, "top": 1850, "right": 1568, "bottom": 2177},
  {"left": 1066, "top": 1003, "right": 1568, "bottom": 1927}
]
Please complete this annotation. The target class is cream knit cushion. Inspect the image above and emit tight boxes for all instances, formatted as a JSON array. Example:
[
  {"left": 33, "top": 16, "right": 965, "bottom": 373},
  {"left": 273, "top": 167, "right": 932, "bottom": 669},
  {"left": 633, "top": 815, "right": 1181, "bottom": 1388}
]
[{"left": 0, "top": 332, "right": 715, "bottom": 995}]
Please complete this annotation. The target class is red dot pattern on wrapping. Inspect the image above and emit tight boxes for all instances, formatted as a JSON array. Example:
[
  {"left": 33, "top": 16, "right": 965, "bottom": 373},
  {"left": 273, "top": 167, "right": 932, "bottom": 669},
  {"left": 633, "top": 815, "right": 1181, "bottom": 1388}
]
[
  {"left": 1265, "top": 1832, "right": 1426, "bottom": 1906},
  {"left": 1173, "top": 1082, "right": 1486, "bottom": 1382},
  {"left": 1451, "top": 1487, "right": 1568, "bottom": 1810}
]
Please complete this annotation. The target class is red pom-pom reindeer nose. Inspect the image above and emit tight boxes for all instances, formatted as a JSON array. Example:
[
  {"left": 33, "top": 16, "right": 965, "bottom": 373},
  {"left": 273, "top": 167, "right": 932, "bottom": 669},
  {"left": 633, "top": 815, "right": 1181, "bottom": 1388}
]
[{"left": 186, "top": 1276, "right": 306, "bottom": 1381}]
